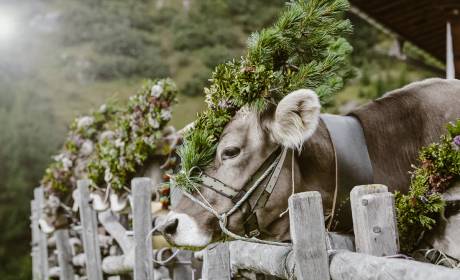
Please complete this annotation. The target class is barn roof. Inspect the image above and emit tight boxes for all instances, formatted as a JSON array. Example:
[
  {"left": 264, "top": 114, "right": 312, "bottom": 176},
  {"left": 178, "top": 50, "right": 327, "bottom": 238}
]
[{"left": 349, "top": 0, "right": 460, "bottom": 63}]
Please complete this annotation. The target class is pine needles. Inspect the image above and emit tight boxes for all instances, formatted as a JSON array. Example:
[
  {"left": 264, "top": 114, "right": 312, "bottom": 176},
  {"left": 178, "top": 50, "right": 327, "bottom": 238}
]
[{"left": 175, "top": 0, "right": 353, "bottom": 190}]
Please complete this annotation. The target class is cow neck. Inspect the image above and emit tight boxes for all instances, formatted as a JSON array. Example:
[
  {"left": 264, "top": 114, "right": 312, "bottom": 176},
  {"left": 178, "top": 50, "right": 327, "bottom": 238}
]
[{"left": 320, "top": 114, "right": 374, "bottom": 231}]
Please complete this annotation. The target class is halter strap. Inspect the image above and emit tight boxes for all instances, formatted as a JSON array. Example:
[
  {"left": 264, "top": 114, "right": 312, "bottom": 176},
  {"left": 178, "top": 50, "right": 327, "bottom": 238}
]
[{"left": 199, "top": 146, "right": 287, "bottom": 237}]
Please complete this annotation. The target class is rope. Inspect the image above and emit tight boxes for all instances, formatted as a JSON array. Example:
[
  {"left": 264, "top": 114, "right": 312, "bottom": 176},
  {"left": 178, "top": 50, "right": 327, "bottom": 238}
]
[{"left": 279, "top": 150, "right": 295, "bottom": 218}]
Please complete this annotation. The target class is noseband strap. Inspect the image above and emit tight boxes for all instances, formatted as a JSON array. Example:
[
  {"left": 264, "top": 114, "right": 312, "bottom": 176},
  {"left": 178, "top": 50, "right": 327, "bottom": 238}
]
[{"left": 198, "top": 146, "right": 288, "bottom": 238}]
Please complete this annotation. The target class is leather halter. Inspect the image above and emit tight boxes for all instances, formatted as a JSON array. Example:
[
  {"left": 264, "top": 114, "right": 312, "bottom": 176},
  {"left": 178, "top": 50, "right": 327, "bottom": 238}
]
[
  {"left": 186, "top": 113, "right": 373, "bottom": 238},
  {"left": 200, "top": 146, "right": 289, "bottom": 237}
]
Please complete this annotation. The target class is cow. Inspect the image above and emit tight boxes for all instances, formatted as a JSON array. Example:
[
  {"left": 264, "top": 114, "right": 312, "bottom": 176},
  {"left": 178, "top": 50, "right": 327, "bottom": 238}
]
[{"left": 158, "top": 78, "right": 460, "bottom": 255}]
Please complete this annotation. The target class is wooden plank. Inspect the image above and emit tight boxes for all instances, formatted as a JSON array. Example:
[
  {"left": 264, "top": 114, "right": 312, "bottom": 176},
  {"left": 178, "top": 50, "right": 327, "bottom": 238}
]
[
  {"left": 447, "top": 21, "right": 456, "bottom": 79},
  {"left": 229, "top": 241, "right": 293, "bottom": 279},
  {"left": 350, "top": 185, "right": 399, "bottom": 256},
  {"left": 202, "top": 243, "right": 231, "bottom": 280},
  {"left": 102, "top": 253, "right": 133, "bottom": 275},
  {"left": 173, "top": 250, "right": 194, "bottom": 280},
  {"left": 288, "top": 191, "right": 330, "bottom": 280},
  {"left": 329, "top": 251, "right": 460, "bottom": 280},
  {"left": 30, "top": 200, "right": 40, "bottom": 280},
  {"left": 54, "top": 229, "right": 75, "bottom": 280},
  {"left": 450, "top": 18, "right": 460, "bottom": 78},
  {"left": 350, "top": 185, "right": 387, "bottom": 253},
  {"left": 228, "top": 233, "right": 353, "bottom": 279},
  {"left": 132, "top": 177, "right": 154, "bottom": 280},
  {"left": 34, "top": 187, "right": 49, "bottom": 280},
  {"left": 98, "top": 210, "right": 133, "bottom": 254},
  {"left": 77, "top": 179, "right": 103, "bottom": 280}
]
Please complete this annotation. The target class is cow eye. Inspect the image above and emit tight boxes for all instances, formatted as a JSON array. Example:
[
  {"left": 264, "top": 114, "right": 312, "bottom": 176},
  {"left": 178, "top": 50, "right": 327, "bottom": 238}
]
[{"left": 221, "top": 146, "right": 241, "bottom": 160}]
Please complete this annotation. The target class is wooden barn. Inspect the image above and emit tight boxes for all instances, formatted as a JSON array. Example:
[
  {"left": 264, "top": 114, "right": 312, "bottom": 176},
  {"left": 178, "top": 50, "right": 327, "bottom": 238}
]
[{"left": 350, "top": 0, "right": 460, "bottom": 78}]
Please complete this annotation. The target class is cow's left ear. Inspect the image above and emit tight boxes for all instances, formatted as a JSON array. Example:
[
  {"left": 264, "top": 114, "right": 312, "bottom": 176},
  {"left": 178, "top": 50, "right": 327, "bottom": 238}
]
[{"left": 268, "top": 89, "right": 320, "bottom": 150}]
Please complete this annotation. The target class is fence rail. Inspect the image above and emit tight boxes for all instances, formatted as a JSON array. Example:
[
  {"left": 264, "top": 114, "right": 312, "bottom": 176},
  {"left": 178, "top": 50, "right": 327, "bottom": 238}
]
[{"left": 32, "top": 181, "right": 460, "bottom": 280}]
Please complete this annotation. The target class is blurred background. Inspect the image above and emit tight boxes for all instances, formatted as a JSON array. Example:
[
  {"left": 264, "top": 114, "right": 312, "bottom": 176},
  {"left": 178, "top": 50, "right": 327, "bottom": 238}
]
[{"left": 0, "top": 0, "right": 443, "bottom": 278}]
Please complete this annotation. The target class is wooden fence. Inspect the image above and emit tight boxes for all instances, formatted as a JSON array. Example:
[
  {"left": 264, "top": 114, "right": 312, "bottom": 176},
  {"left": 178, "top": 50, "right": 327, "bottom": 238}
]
[
  {"left": 30, "top": 177, "right": 198, "bottom": 280},
  {"left": 31, "top": 182, "right": 460, "bottom": 280},
  {"left": 201, "top": 185, "right": 460, "bottom": 280}
]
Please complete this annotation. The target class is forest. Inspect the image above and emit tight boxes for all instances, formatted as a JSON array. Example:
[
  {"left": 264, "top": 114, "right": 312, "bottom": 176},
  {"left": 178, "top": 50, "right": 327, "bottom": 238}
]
[{"left": 0, "top": 0, "right": 440, "bottom": 278}]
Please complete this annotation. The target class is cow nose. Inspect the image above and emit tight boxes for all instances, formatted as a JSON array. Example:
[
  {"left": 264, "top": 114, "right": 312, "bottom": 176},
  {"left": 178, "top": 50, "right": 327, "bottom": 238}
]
[{"left": 161, "top": 218, "right": 178, "bottom": 235}]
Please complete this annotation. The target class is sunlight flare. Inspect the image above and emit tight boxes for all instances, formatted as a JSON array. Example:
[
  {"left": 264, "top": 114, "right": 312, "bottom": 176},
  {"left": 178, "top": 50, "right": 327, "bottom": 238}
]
[{"left": 0, "top": 14, "right": 16, "bottom": 41}]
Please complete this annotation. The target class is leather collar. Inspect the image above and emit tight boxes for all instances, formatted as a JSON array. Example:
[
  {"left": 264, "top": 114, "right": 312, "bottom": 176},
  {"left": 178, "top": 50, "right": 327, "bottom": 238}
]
[{"left": 321, "top": 113, "right": 374, "bottom": 231}]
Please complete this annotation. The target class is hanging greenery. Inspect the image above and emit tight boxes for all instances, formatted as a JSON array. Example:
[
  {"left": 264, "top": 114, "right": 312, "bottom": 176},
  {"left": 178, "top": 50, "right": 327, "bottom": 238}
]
[
  {"left": 41, "top": 104, "right": 120, "bottom": 195},
  {"left": 42, "top": 79, "right": 178, "bottom": 204},
  {"left": 87, "top": 78, "right": 178, "bottom": 194},
  {"left": 173, "top": 0, "right": 353, "bottom": 191},
  {"left": 395, "top": 119, "right": 460, "bottom": 253}
]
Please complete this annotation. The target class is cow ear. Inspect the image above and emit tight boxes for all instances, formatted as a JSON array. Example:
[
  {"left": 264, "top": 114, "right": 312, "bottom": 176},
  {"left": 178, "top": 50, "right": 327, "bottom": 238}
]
[{"left": 269, "top": 89, "right": 320, "bottom": 150}]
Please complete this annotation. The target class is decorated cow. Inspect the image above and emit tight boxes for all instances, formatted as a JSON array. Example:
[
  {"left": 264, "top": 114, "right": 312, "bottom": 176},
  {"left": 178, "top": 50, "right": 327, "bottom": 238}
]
[
  {"left": 40, "top": 78, "right": 179, "bottom": 233},
  {"left": 156, "top": 0, "right": 460, "bottom": 263}
]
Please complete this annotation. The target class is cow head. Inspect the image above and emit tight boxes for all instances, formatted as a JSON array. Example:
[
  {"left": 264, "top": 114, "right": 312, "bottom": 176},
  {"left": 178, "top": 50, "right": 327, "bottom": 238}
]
[{"left": 159, "top": 89, "right": 321, "bottom": 248}]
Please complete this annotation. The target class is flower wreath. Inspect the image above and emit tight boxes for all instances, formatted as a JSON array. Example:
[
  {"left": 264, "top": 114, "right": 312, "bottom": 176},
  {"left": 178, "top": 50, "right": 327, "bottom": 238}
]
[
  {"left": 173, "top": 0, "right": 353, "bottom": 191},
  {"left": 42, "top": 79, "right": 178, "bottom": 209},
  {"left": 395, "top": 119, "right": 460, "bottom": 252},
  {"left": 87, "top": 79, "right": 178, "bottom": 207},
  {"left": 42, "top": 104, "right": 120, "bottom": 195}
]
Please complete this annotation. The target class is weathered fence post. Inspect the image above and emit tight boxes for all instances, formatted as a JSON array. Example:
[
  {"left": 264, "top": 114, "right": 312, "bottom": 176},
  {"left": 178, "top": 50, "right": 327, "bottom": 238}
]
[
  {"left": 173, "top": 250, "right": 195, "bottom": 280},
  {"left": 202, "top": 243, "right": 231, "bottom": 280},
  {"left": 288, "top": 191, "right": 330, "bottom": 280},
  {"left": 33, "top": 187, "right": 49, "bottom": 280},
  {"left": 54, "top": 229, "right": 75, "bottom": 280},
  {"left": 30, "top": 200, "right": 40, "bottom": 280},
  {"left": 77, "top": 179, "right": 103, "bottom": 280},
  {"left": 350, "top": 184, "right": 399, "bottom": 256},
  {"left": 132, "top": 177, "right": 154, "bottom": 280}
]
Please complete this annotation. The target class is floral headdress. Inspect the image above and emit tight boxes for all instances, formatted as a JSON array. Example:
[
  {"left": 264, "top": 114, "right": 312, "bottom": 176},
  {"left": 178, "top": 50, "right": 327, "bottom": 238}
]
[
  {"left": 42, "top": 104, "right": 120, "bottom": 195},
  {"left": 87, "top": 79, "right": 178, "bottom": 194},
  {"left": 42, "top": 79, "right": 178, "bottom": 207},
  {"left": 174, "top": 0, "right": 353, "bottom": 191}
]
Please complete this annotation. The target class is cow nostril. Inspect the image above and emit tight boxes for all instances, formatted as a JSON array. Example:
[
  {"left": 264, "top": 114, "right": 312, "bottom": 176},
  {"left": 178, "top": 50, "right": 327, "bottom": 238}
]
[{"left": 163, "top": 218, "right": 178, "bottom": 235}]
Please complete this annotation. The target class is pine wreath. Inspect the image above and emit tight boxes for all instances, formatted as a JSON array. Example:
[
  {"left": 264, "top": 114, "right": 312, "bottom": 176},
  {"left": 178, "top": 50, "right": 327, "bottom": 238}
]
[
  {"left": 395, "top": 119, "right": 460, "bottom": 252},
  {"left": 173, "top": 0, "right": 353, "bottom": 191}
]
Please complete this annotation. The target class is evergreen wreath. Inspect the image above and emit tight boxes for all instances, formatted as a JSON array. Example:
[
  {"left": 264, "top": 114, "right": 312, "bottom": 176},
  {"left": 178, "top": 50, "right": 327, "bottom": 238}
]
[
  {"left": 42, "top": 104, "right": 120, "bottom": 195},
  {"left": 395, "top": 119, "right": 460, "bottom": 252},
  {"left": 174, "top": 0, "right": 353, "bottom": 191},
  {"left": 87, "top": 78, "right": 178, "bottom": 194}
]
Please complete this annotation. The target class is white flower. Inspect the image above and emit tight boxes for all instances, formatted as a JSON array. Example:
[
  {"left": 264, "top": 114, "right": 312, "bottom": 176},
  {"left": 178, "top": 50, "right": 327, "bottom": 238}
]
[
  {"left": 148, "top": 116, "right": 160, "bottom": 129},
  {"left": 104, "top": 168, "right": 113, "bottom": 182},
  {"left": 62, "top": 157, "right": 73, "bottom": 171},
  {"left": 160, "top": 109, "right": 172, "bottom": 121},
  {"left": 151, "top": 84, "right": 163, "bottom": 97},
  {"left": 77, "top": 116, "right": 94, "bottom": 129},
  {"left": 53, "top": 153, "right": 65, "bottom": 162},
  {"left": 100, "top": 130, "right": 115, "bottom": 141},
  {"left": 80, "top": 140, "right": 94, "bottom": 156},
  {"left": 99, "top": 104, "right": 107, "bottom": 113},
  {"left": 114, "top": 138, "right": 125, "bottom": 148},
  {"left": 119, "top": 157, "right": 127, "bottom": 167}
]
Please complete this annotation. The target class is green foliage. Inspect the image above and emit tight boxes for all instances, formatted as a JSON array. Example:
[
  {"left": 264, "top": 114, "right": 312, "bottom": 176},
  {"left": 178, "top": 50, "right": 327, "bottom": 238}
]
[
  {"left": 41, "top": 104, "right": 120, "bottom": 194},
  {"left": 87, "top": 79, "right": 177, "bottom": 192},
  {"left": 175, "top": 0, "right": 353, "bottom": 190},
  {"left": 396, "top": 119, "right": 460, "bottom": 252}
]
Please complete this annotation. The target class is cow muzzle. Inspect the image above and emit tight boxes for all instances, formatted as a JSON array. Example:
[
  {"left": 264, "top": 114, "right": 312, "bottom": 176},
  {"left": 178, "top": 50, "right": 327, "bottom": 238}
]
[{"left": 153, "top": 211, "right": 212, "bottom": 248}]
